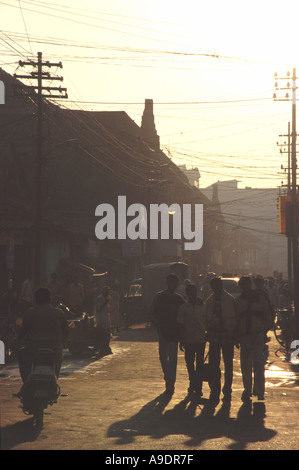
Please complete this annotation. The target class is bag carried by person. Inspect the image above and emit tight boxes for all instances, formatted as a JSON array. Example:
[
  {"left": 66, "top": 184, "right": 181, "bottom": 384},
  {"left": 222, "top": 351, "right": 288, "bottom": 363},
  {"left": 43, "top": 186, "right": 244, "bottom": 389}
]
[{"left": 200, "top": 352, "right": 212, "bottom": 382}]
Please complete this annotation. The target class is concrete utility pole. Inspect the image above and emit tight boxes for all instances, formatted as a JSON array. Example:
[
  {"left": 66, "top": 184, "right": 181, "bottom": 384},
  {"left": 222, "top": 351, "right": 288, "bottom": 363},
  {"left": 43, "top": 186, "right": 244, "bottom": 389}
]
[
  {"left": 274, "top": 69, "right": 299, "bottom": 338},
  {"left": 14, "top": 52, "right": 68, "bottom": 288}
]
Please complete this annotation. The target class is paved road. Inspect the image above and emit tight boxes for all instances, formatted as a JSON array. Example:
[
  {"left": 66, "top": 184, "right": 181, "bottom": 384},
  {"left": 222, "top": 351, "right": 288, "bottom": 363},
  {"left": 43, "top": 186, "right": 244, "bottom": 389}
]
[{"left": 0, "top": 325, "right": 299, "bottom": 451}]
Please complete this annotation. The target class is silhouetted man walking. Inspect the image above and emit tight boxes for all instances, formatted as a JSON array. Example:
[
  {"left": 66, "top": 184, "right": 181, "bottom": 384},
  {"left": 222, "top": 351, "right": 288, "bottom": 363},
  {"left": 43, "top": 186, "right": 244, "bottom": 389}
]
[
  {"left": 236, "top": 276, "right": 273, "bottom": 402},
  {"left": 205, "top": 277, "right": 237, "bottom": 406},
  {"left": 177, "top": 283, "right": 206, "bottom": 397},
  {"left": 151, "top": 273, "right": 185, "bottom": 396}
]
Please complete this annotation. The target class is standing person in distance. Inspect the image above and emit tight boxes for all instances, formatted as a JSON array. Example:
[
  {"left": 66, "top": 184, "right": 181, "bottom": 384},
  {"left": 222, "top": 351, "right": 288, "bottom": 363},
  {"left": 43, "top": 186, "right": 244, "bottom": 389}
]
[
  {"left": 48, "top": 272, "right": 62, "bottom": 307},
  {"left": 19, "top": 275, "right": 33, "bottom": 317},
  {"left": 66, "top": 275, "right": 85, "bottom": 316},
  {"left": 95, "top": 286, "right": 113, "bottom": 356},
  {"left": 151, "top": 273, "right": 185, "bottom": 396},
  {"left": 110, "top": 283, "right": 121, "bottom": 332}
]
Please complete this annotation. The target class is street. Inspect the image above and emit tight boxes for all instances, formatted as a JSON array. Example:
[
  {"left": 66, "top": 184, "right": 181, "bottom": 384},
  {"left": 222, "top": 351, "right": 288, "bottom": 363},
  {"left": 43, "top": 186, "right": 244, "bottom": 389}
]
[{"left": 0, "top": 324, "right": 299, "bottom": 451}]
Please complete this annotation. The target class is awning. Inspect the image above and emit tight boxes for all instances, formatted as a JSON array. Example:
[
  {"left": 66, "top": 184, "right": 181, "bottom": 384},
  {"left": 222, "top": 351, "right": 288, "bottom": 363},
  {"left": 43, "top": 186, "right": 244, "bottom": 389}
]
[{"left": 58, "top": 258, "right": 108, "bottom": 277}]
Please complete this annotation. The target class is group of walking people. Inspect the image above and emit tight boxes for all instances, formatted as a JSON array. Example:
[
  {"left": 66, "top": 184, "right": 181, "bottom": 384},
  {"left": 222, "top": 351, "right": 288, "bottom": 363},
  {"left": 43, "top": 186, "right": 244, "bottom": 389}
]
[{"left": 151, "top": 273, "right": 273, "bottom": 406}]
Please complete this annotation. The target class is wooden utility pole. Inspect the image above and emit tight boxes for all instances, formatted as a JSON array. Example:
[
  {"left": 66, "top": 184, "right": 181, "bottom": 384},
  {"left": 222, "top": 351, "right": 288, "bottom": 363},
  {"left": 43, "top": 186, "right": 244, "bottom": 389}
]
[
  {"left": 291, "top": 68, "right": 299, "bottom": 338},
  {"left": 14, "top": 52, "right": 68, "bottom": 288},
  {"left": 274, "top": 69, "right": 299, "bottom": 338},
  {"left": 278, "top": 122, "right": 293, "bottom": 290},
  {"left": 35, "top": 52, "right": 43, "bottom": 289}
]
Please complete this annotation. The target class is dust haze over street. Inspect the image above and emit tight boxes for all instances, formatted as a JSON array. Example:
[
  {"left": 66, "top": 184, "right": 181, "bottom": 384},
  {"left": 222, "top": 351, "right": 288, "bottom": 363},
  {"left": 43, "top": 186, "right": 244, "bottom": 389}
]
[
  {"left": 1, "top": 0, "right": 299, "bottom": 455},
  {"left": 1, "top": 325, "right": 299, "bottom": 451}
]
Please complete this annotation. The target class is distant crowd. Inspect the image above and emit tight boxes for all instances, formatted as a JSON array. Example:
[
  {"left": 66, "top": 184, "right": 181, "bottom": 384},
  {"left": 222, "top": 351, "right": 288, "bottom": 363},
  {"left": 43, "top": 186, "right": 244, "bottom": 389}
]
[
  {"left": 192, "top": 272, "right": 292, "bottom": 309},
  {"left": 1, "top": 272, "right": 121, "bottom": 362},
  {"left": 2, "top": 267, "right": 291, "bottom": 407},
  {"left": 0, "top": 272, "right": 121, "bottom": 331},
  {"left": 151, "top": 272, "right": 278, "bottom": 406}
]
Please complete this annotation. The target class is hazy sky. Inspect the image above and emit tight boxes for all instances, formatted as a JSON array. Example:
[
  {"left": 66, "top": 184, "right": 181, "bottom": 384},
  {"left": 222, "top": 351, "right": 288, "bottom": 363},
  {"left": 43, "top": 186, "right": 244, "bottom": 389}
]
[{"left": 1, "top": 0, "right": 298, "bottom": 189}]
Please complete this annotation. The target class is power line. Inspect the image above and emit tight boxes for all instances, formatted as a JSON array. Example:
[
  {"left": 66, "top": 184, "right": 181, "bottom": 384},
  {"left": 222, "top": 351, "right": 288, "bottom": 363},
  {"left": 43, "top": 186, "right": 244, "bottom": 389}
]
[
  {"left": 22, "top": 0, "right": 180, "bottom": 26},
  {"left": 0, "top": 32, "right": 30, "bottom": 60},
  {"left": 0, "top": 1, "right": 223, "bottom": 55},
  {"left": 18, "top": 0, "right": 33, "bottom": 56},
  {"left": 14, "top": 52, "right": 67, "bottom": 286},
  {"left": 55, "top": 97, "right": 272, "bottom": 106},
  {"left": 1, "top": 0, "right": 258, "bottom": 63}
]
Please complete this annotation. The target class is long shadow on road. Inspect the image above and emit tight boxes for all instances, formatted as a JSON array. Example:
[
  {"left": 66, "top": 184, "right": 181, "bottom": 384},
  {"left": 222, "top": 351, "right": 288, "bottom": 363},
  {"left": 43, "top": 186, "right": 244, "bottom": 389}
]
[
  {"left": 107, "top": 394, "right": 277, "bottom": 450},
  {"left": 1, "top": 417, "right": 42, "bottom": 450}
]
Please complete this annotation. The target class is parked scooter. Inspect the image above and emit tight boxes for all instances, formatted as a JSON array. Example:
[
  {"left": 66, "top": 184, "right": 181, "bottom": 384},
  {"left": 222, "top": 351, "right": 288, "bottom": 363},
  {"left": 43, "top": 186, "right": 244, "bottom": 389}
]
[
  {"left": 57, "top": 303, "right": 78, "bottom": 320},
  {"left": 18, "top": 348, "right": 60, "bottom": 428},
  {"left": 67, "top": 312, "right": 98, "bottom": 356}
]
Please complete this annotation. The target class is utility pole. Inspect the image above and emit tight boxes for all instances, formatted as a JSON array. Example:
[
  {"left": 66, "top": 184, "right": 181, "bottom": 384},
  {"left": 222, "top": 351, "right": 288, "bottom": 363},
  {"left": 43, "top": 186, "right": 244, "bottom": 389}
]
[
  {"left": 278, "top": 122, "right": 293, "bottom": 290},
  {"left": 274, "top": 69, "right": 299, "bottom": 338},
  {"left": 291, "top": 69, "right": 299, "bottom": 339},
  {"left": 14, "top": 52, "right": 68, "bottom": 288}
]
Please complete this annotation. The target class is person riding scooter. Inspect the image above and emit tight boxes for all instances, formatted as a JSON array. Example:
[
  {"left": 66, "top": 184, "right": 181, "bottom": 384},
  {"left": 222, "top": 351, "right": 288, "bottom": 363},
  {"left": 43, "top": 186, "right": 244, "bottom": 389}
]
[{"left": 17, "top": 287, "right": 69, "bottom": 384}]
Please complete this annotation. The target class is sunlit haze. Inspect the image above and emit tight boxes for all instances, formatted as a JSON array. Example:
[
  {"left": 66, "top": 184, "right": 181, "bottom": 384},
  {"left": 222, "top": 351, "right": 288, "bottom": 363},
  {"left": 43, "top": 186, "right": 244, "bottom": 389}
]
[{"left": 1, "top": 0, "right": 299, "bottom": 188}]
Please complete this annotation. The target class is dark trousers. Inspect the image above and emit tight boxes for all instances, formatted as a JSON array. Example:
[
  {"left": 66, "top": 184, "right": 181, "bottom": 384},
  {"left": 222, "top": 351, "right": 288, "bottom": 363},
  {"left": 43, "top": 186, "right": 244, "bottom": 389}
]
[
  {"left": 184, "top": 341, "right": 206, "bottom": 393},
  {"left": 208, "top": 342, "right": 234, "bottom": 399},
  {"left": 95, "top": 326, "right": 111, "bottom": 353},
  {"left": 158, "top": 334, "right": 178, "bottom": 392}
]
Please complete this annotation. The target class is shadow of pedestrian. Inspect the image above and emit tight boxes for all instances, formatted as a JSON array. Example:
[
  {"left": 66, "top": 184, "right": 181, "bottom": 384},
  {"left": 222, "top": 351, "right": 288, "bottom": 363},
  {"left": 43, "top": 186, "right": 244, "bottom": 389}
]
[
  {"left": 107, "top": 395, "right": 277, "bottom": 450},
  {"left": 227, "top": 402, "right": 277, "bottom": 450},
  {"left": 106, "top": 392, "right": 173, "bottom": 445},
  {"left": 0, "top": 417, "right": 42, "bottom": 450},
  {"left": 182, "top": 399, "right": 235, "bottom": 448}
]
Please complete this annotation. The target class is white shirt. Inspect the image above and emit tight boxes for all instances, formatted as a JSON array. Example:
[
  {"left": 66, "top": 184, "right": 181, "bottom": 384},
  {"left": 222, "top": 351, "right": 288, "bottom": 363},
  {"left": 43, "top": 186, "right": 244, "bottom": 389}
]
[
  {"left": 177, "top": 301, "right": 206, "bottom": 345},
  {"left": 20, "top": 278, "right": 33, "bottom": 303},
  {"left": 95, "top": 295, "right": 111, "bottom": 329}
]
